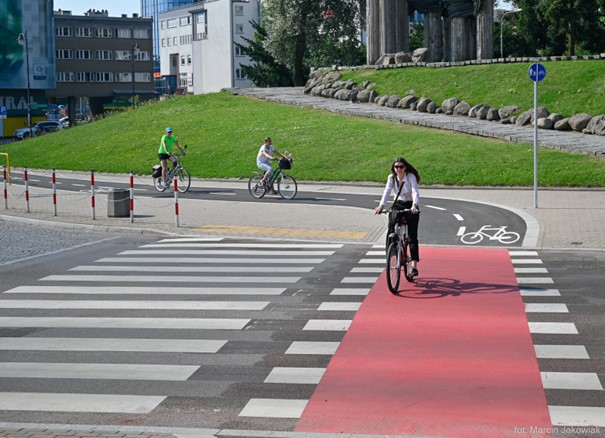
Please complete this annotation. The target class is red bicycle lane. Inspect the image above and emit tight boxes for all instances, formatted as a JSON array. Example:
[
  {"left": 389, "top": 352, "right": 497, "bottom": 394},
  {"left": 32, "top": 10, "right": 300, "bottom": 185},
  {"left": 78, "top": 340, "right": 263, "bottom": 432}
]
[{"left": 295, "top": 246, "right": 551, "bottom": 438}]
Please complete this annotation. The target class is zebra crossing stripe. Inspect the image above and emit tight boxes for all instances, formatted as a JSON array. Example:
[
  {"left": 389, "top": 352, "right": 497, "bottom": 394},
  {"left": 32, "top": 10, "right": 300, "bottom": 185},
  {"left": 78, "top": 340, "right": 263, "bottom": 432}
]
[
  {"left": 0, "top": 317, "right": 249, "bottom": 330},
  {"left": 534, "top": 345, "right": 589, "bottom": 359},
  {"left": 509, "top": 251, "right": 539, "bottom": 256},
  {"left": 303, "top": 320, "right": 351, "bottom": 331},
  {"left": 340, "top": 277, "right": 379, "bottom": 284},
  {"left": 119, "top": 250, "right": 334, "bottom": 256},
  {"left": 145, "top": 243, "right": 342, "bottom": 249},
  {"left": 524, "top": 303, "right": 569, "bottom": 313},
  {"left": 285, "top": 341, "right": 340, "bottom": 355},
  {"left": 528, "top": 322, "right": 578, "bottom": 334},
  {"left": 239, "top": 398, "right": 308, "bottom": 418},
  {"left": 96, "top": 257, "right": 325, "bottom": 264},
  {"left": 39, "top": 275, "right": 301, "bottom": 283},
  {"left": 0, "top": 392, "right": 165, "bottom": 413},
  {"left": 511, "top": 259, "right": 544, "bottom": 264},
  {"left": 0, "top": 300, "right": 269, "bottom": 310},
  {"left": 350, "top": 267, "right": 383, "bottom": 273},
  {"left": 69, "top": 265, "right": 314, "bottom": 273},
  {"left": 519, "top": 287, "right": 560, "bottom": 297},
  {"left": 263, "top": 367, "right": 326, "bottom": 384},
  {"left": 549, "top": 405, "right": 605, "bottom": 427},
  {"left": 516, "top": 277, "right": 554, "bottom": 284},
  {"left": 541, "top": 372, "right": 603, "bottom": 390},
  {"left": 330, "top": 288, "right": 370, "bottom": 296},
  {"left": 514, "top": 267, "right": 549, "bottom": 274},
  {"left": 4, "top": 286, "right": 286, "bottom": 295},
  {"left": 0, "top": 362, "right": 198, "bottom": 381},
  {"left": 317, "top": 302, "right": 361, "bottom": 311},
  {"left": 0, "top": 337, "right": 227, "bottom": 353}
]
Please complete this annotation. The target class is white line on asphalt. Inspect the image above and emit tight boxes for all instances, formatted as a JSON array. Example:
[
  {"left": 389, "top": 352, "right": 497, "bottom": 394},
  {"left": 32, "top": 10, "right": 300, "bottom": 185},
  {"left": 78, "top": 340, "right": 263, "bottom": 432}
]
[
  {"left": 457, "top": 226, "right": 466, "bottom": 236},
  {"left": 453, "top": 214, "right": 464, "bottom": 221},
  {"left": 528, "top": 322, "right": 578, "bottom": 334},
  {"left": 358, "top": 258, "right": 383, "bottom": 264},
  {"left": 264, "top": 367, "right": 326, "bottom": 384},
  {"left": 534, "top": 345, "right": 589, "bottom": 359},
  {"left": 519, "top": 287, "right": 560, "bottom": 297},
  {"left": 303, "top": 319, "right": 351, "bottom": 331},
  {"left": 239, "top": 398, "right": 308, "bottom": 418},
  {"left": 0, "top": 300, "right": 269, "bottom": 311},
  {"left": 511, "top": 258, "right": 544, "bottom": 264},
  {"left": 524, "top": 303, "right": 569, "bottom": 313},
  {"left": 0, "top": 337, "right": 227, "bottom": 353},
  {"left": 541, "top": 372, "right": 603, "bottom": 390},
  {"left": 509, "top": 251, "right": 539, "bottom": 256},
  {"left": 143, "top": 243, "right": 343, "bottom": 249},
  {"left": 0, "top": 393, "right": 165, "bottom": 413},
  {"left": 0, "top": 317, "right": 249, "bottom": 330},
  {"left": 70, "top": 265, "right": 314, "bottom": 273},
  {"left": 425, "top": 205, "right": 446, "bottom": 211},
  {"left": 317, "top": 302, "right": 361, "bottom": 311},
  {"left": 4, "top": 286, "right": 286, "bottom": 295},
  {"left": 285, "top": 341, "right": 340, "bottom": 355},
  {"left": 158, "top": 237, "right": 223, "bottom": 242},
  {"left": 330, "top": 288, "right": 370, "bottom": 296},
  {"left": 350, "top": 267, "right": 383, "bottom": 273},
  {"left": 39, "top": 275, "right": 301, "bottom": 283},
  {"left": 516, "top": 277, "right": 555, "bottom": 284},
  {"left": 120, "top": 250, "right": 335, "bottom": 256},
  {"left": 340, "top": 277, "right": 380, "bottom": 283},
  {"left": 0, "top": 362, "right": 199, "bottom": 381},
  {"left": 549, "top": 405, "right": 605, "bottom": 427},
  {"left": 95, "top": 257, "right": 326, "bottom": 264},
  {"left": 515, "top": 267, "right": 549, "bottom": 274}
]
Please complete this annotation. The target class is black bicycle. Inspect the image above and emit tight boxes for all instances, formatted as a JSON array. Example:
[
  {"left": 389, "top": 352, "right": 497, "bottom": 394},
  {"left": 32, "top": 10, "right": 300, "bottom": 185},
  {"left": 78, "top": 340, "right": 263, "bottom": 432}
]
[
  {"left": 248, "top": 153, "right": 297, "bottom": 200},
  {"left": 152, "top": 146, "right": 190, "bottom": 193},
  {"left": 383, "top": 208, "right": 418, "bottom": 293}
]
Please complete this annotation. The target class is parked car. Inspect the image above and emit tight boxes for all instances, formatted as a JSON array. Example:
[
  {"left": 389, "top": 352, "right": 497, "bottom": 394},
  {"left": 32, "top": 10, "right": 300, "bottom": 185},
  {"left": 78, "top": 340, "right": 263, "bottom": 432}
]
[
  {"left": 14, "top": 121, "right": 63, "bottom": 139},
  {"left": 59, "top": 117, "right": 70, "bottom": 128}
]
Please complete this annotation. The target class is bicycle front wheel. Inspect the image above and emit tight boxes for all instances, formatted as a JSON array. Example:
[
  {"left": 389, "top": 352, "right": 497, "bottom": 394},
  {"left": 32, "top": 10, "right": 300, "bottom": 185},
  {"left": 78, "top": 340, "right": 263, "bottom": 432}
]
[
  {"left": 153, "top": 177, "right": 167, "bottom": 192},
  {"left": 386, "top": 241, "right": 401, "bottom": 294},
  {"left": 175, "top": 169, "right": 191, "bottom": 193},
  {"left": 248, "top": 174, "right": 266, "bottom": 199},
  {"left": 277, "top": 174, "right": 297, "bottom": 200},
  {"left": 403, "top": 238, "right": 415, "bottom": 283}
]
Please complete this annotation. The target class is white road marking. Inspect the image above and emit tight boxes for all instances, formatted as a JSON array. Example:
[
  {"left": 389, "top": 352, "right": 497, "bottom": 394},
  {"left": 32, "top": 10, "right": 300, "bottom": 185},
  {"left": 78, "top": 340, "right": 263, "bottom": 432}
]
[
  {"left": 264, "top": 367, "right": 325, "bottom": 384},
  {"left": 239, "top": 398, "right": 308, "bottom": 418},
  {"left": 0, "top": 317, "right": 249, "bottom": 330},
  {"left": 285, "top": 341, "right": 340, "bottom": 355},
  {"left": 0, "top": 393, "right": 165, "bottom": 413},
  {"left": 534, "top": 345, "right": 589, "bottom": 359}
]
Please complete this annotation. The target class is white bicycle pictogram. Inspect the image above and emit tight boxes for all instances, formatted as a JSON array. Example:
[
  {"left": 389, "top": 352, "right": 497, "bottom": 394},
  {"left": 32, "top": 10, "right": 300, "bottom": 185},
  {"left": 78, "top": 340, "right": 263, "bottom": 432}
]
[{"left": 460, "top": 225, "right": 521, "bottom": 245}]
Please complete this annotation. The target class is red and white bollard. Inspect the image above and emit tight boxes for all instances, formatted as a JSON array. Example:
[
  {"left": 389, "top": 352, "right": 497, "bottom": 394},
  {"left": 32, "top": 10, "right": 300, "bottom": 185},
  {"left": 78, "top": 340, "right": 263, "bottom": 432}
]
[
  {"left": 24, "top": 166, "right": 30, "bottom": 213},
  {"left": 173, "top": 177, "right": 179, "bottom": 227},
  {"left": 90, "top": 170, "right": 95, "bottom": 220},
  {"left": 129, "top": 172, "right": 134, "bottom": 223},
  {"left": 52, "top": 168, "right": 57, "bottom": 216},
  {"left": 2, "top": 166, "right": 7, "bottom": 209}
]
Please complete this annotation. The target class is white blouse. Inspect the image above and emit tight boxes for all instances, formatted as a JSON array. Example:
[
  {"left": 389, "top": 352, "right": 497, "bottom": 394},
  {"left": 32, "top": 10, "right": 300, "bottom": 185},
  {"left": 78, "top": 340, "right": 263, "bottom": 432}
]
[{"left": 379, "top": 172, "right": 420, "bottom": 207}]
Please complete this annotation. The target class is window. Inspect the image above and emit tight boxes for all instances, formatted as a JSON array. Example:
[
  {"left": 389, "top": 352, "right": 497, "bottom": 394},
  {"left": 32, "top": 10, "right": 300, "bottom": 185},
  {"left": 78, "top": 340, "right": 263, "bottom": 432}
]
[
  {"left": 96, "top": 28, "right": 112, "bottom": 38},
  {"left": 96, "top": 50, "right": 113, "bottom": 60},
  {"left": 187, "top": 55, "right": 191, "bottom": 65},
  {"left": 75, "top": 50, "right": 93, "bottom": 60},
  {"left": 234, "top": 5, "right": 244, "bottom": 15},
  {"left": 235, "top": 68, "right": 245, "bottom": 79},
  {"left": 161, "top": 20, "right": 165, "bottom": 30},
  {"left": 56, "top": 49, "right": 72, "bottom": 59},
  {"left": 117, "top": 28, "right": 131, "bottom": 38},
  {"left": 180, "top": 16, "right": 191, "bottom": 26},
  {"left": 194, "top": 10, "right": 208, "bottom": 38},
  {"left": 133, "top": 28, "right": 150, "bottom": 38},
  {"left": 179, "top": 73, "right": 188, "bottom": 87},
  {"left": 55, "top": 27, "right": 72, "bottom": 37},
  {"left": 117, "top": 72, "right": 132, "bottom": 82},
  {"left": 115, "top": 50, "right": 132, "bottom": 60},
  {"left": 57, "top": 72, "right": 75, "bottom": 82},
  {"left": 180, "top": 35, "right": 192, "bottom": 45},
  {"left": 235, "top": 45, "right": 243, "bottom": 56},
  {"left": 96, "top": 72, "right": 114, "bottom": 82},
  {"left": 77, "top": 72, "right": 94, "bottom": 82},
  {"left": 235, "top": 24, "right": 244, "bottom": 34},
  {"left": 136, "top": 51, "right": 151, "bottom": 61},
  {"left": 161, "top": 38, "right": 166, "bottom": 47},
  {"left": 135, "top": 72, "right": 151, "bottom": 82},
  {"left": 181, "top": 55, "right": 186, "bottom": 66},
  {"left": 167, "top": 18, "right": 178, "bottom": 28},
  {"left": 75, "top": 27, "right": 92, "bottom": 37}
]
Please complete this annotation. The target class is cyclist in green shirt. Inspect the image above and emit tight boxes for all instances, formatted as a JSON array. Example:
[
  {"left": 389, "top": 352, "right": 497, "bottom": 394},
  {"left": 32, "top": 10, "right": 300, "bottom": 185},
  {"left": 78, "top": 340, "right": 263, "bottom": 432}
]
[{"left": 158, "top": 127, "right": 185, "bottom": 188}]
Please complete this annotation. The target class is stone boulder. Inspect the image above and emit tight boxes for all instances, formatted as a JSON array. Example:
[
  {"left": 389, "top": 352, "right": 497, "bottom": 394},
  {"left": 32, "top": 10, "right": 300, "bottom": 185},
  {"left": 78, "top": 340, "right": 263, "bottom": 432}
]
[
  {"left": 583, "top": 115, "right": 605, "bottom": 135},
  {"left": 322, "top": 72, "right": 341, "bottom": 86},
  {"left": 515, "top": 110, "right": 533, "bottom": 126},
  {"left": 334, "top": 89, "right": 353, "bottom": 101},
  {"left": 548, "top": 113, "right": 564, "bottom": 124},
  {"left": 386, "top": 95, "right": 401, "bottom": 108},
  {"left": 397, "top": 95, "right": 418, "bottom": 109},
  {"left": 412, "top": 48, "right": 429, "bottom": 63},
  {"left": 441, "top": 98, "right": 459, "bottom": 115},
  {"left": 537, "top": 118, "right": 553, "bottom": 129},
  {"left": 453, "top": 101, "right": 471, "bottom": 116},
  {"left": 554, "top": 118, "right": 571, "bottom": 131},
  {"left": 568, "top": 113, "right": 593, "bottom": 132},
  {"left": 530, "top": 106, "right": 550, "bottom": 123},
  {"left": 377, "top": 95, "right": 390, "bottom": 106},
  {"left": 469, "top": 104, "right": 490, "bottom": 119},
  {"left": 427, "top": 101, "right": 438, "bottom": 113},
  {"left": 498, "top": 105, "right": 518, "bottom": 120},
  {"left": 304, "top": 77, "right": 322, "bottom": 94},
  {"left": 357, "top": 89, "right": 378, "bottom": 103},
  {"left": 395, "top": 51, "right": 413, "bottom": 64},
  {"left": 416, "top": 97, "right": 432, "bottom": 112},
  {"left": 486, "top": 108, "right": 500, "bottom": 121}
]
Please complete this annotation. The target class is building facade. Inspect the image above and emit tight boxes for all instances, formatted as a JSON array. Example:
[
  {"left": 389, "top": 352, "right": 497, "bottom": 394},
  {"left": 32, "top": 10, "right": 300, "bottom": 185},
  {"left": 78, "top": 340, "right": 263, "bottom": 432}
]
[
  {"left": 49, "top": 9, "right": 155, "bottom": 118},
  {"left": 158, "top": 0, "right": 259, "bottom": 95}
]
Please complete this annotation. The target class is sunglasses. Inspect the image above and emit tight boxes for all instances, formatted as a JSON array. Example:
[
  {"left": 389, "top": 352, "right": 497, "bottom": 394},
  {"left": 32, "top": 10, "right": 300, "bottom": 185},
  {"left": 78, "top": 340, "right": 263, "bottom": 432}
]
[{"left": 394, "top": 164, "right": 405, "bottom": 169}]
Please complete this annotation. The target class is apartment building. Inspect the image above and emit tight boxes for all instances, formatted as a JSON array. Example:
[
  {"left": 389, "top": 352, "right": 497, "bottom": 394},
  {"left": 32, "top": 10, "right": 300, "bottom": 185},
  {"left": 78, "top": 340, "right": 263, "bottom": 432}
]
[
  {"left": 49, "top": 9, "right": 155, "bottom": 117},
  {"left": 158, "top": 0, "right": 259, "bottom": 95}
]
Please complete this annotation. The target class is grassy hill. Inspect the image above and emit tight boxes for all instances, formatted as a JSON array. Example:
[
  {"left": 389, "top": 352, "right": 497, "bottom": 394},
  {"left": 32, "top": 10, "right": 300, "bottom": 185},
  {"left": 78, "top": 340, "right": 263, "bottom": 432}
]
[{"left": 2, "top": 61, "right": 605, "bottom": 187}]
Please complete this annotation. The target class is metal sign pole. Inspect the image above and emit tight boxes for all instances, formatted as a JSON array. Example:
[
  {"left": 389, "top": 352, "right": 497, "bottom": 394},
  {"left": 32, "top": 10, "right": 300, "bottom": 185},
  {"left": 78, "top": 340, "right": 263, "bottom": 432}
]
[{"left": 533, "top": 79, "right": 538, "bottom": 208}]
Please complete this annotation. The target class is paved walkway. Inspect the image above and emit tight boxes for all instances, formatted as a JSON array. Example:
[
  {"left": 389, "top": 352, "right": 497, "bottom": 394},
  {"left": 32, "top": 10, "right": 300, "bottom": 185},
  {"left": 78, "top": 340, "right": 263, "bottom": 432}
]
[{"left": 230, "top": 87, "right": 605, "bottom": 158}]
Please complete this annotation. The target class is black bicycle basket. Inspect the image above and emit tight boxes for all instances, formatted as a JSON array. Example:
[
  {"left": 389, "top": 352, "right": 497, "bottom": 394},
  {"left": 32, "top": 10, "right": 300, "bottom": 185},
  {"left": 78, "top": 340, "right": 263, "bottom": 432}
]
[{"left": 279, "top": 157, "right": 292, "bottom": 169}]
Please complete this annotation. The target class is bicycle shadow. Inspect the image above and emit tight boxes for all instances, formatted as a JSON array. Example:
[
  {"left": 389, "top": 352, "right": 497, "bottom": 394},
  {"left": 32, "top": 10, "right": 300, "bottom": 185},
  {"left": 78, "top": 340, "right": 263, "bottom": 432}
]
[{"left": 392, "top": 277, "right": 518, "bottom": 299}]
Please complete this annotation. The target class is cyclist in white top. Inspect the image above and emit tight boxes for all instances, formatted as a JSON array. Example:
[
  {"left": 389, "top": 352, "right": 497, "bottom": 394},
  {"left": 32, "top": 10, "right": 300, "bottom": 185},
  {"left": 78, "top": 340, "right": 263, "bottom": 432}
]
[
  {"left": 257, "top": 137, "right": 286, "bottom": 187},
  {"left": 374, "top": 157, "right": 421, "bottom": 275}
]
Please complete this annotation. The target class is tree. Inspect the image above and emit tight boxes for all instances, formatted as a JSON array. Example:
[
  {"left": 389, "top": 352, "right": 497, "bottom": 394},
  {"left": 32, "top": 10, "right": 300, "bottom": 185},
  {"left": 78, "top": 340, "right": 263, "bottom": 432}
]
[{"left": 235, "top": 20, "right": 293, "bottom": 87}]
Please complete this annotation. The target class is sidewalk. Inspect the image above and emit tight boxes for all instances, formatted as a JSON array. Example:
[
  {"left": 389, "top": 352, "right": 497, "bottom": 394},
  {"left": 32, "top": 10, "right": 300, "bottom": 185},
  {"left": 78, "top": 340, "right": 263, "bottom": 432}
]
[{"left": 1, "top": 170, "right": 605, "bottom": 250}]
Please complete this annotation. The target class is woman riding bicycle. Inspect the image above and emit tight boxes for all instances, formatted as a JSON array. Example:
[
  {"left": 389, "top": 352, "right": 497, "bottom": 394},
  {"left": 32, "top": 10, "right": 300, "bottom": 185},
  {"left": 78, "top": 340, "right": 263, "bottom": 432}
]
[
  {"left": 374, "top": 157, "right": 421, "bottom": 276},
  {"left": 158, "top": 127, "right": 186, "bottom": 188},
  {"left": 256, "top": 137, "right": 286, "bottom": 193}
]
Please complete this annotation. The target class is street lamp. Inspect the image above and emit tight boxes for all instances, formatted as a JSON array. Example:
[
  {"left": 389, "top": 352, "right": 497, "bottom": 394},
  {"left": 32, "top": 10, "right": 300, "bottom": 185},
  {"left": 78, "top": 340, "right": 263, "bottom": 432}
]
[
  {"left": 17, "top": 31, "right": 32, "bottom": 138},
  {"left": 500, "top": 9, "right": 522, "bottom": 59},
  {"left": 131, "top": 43, "right": 140, "bottom": 109}
]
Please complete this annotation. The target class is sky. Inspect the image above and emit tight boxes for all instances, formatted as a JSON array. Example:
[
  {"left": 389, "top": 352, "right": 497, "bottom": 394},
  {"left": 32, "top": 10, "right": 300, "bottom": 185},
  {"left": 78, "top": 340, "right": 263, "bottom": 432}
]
[{"left": 53, "top": 0, "right": 141, "bottom": 17}]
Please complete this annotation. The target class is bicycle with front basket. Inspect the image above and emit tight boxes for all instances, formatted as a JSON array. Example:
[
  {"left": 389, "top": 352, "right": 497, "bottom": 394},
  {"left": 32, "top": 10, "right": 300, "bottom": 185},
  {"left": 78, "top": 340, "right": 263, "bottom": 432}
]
[
  {"left": 382, "top": 208, "right": 418, "bottom": 293},
  {"left": 248, "top": 152, "right": 297, "bottom": 200},
  {"left": 152, "top": 145, "right": 191, "bottom": 193}
]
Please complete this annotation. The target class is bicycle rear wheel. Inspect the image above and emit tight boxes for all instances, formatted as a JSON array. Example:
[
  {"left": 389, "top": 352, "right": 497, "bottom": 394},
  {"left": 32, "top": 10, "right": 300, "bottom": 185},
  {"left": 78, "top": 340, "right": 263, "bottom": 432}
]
[
  {"left": 277, "top": 174, "right": 297, "bottom": 199},
  {"left": 248, "top": 174, "right": 266, "bottom": 199},
  {"left": 403, "top": 237, "right": 415, "bottom": 282},
  {"left": 153, "top": 177, "right": 167, "bottom": 192},
  {"left": 386, "top": 241, "right": 401, "bottom": 294},
  {"left": 175, "top": 169, "right": 191, "bottom": 193}
]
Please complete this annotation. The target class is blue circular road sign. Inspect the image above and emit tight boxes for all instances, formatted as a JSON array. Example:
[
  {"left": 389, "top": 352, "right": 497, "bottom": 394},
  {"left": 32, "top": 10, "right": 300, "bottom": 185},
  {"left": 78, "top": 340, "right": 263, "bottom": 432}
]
[{"left": 528, "top": 63, "right": 546, "bottom": 82}]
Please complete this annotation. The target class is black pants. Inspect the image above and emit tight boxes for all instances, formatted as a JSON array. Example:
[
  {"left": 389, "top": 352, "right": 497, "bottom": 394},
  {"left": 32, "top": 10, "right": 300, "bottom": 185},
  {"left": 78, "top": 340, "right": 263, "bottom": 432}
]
[{"left": 387, "top": 200, "right": 420, "bottom": 261}]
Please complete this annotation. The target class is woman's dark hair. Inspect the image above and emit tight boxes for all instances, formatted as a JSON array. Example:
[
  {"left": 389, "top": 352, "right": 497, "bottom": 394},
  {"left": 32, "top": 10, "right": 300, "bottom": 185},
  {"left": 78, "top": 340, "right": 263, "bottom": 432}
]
[{"left": 390, "top": 156, "right": 421, "bottom": 183}]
